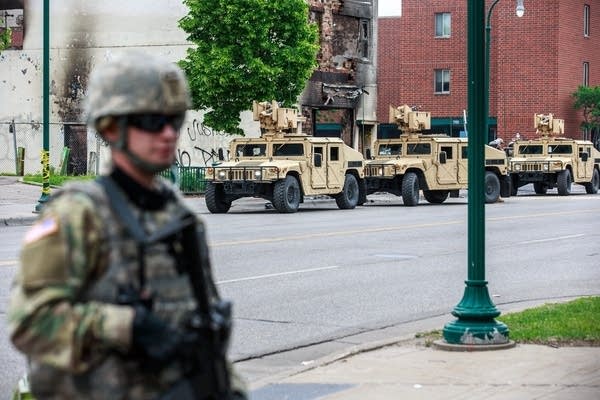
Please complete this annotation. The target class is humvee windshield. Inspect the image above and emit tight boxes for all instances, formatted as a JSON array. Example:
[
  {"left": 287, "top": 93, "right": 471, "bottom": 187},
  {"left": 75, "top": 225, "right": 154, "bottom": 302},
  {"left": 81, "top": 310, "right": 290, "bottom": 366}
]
[
  {"left": 378, "top": 144, "right": 402, "bottom": 156},
  {"left": 518, "top": 145, "right": 543, "bottom": 155},
  {"left": 273, "top": 143, "right": 304, "bottom": 157},
  {"left": 407, "top": 143, "right": 431, "bottom": 155},
  {"left": 236, "top": 144, "right": 267, "bottom": 157},
  {"left": 548, "top": 144, "right": 572, "bottom": 154}
]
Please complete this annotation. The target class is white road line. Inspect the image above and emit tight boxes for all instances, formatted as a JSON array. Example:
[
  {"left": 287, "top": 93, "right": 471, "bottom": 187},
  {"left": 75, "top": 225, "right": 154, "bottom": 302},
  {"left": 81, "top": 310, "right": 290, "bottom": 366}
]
[
  {"left": 0, "top": 260, "right": 17, "bottom": 267},
  {"left": 217, "top": 265, "right": 341, "bottom": 284},
  {"left": 520, "top": 234, "right": 584, "bottom": 245}
]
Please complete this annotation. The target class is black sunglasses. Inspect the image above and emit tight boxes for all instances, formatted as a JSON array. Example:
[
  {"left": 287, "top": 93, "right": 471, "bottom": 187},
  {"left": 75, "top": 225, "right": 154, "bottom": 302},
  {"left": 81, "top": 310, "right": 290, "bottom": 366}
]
[{"left": 126, "top": 113, "right": 185, "bottom": 133}]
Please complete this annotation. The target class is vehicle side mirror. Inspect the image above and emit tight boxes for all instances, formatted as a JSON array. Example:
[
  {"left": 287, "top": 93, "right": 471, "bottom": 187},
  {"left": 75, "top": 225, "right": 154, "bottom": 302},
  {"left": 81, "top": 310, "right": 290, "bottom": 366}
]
[
  {"left": 365, "top": 148, "right": 371, "bottom": 159},
  {"left": 218, "top": 148, "right": 224, "bottom": 161},
  {"left": 314, "top": 153, "right": 322, "bottom": 167},
  {"left": 439, "top": 151, "right": 447, "bottom": 164},
  {"left": 581, "top": 152, "right": 589, "bottom": 161}
]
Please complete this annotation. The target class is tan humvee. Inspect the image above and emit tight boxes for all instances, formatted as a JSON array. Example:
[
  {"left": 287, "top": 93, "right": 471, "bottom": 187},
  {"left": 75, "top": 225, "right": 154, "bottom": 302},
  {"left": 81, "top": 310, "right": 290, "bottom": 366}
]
[
  {"left": 204, "top": 101, "right": 366, "bottom": 213},
  {"left": 364, "top": 105, "right": 511, "bottom": 206},
  {"left": 508, "top": 113, "right": 600, "bottom": 195}
]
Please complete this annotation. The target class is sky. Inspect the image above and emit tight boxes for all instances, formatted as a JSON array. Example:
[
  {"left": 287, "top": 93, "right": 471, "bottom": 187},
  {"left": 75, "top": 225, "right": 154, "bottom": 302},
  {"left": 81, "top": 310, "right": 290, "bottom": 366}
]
[{"left": 378, "top": 0, "right": 402, "bottom": 17}]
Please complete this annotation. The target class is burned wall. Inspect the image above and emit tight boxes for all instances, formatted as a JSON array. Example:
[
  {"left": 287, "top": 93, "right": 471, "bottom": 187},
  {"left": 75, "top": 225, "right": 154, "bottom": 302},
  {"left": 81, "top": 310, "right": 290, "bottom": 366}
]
[{"left": 302, "top": 0, "right": 375, "bottom": 148}]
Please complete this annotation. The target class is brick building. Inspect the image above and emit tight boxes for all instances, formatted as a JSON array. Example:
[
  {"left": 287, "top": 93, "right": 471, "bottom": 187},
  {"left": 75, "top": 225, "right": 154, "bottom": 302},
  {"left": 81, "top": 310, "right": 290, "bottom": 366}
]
[{"left": 377, "top": 0, "right": 600, "bottom": 145}]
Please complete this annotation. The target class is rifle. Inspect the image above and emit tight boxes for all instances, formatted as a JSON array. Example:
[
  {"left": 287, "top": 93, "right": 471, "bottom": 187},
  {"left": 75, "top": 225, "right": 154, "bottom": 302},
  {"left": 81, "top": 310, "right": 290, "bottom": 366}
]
[
  {"left": 173, "top": 218, "right": 233, "bottom": 399},
  {"left": 98, "top": 176, "right": 234, "bottom": 399}
]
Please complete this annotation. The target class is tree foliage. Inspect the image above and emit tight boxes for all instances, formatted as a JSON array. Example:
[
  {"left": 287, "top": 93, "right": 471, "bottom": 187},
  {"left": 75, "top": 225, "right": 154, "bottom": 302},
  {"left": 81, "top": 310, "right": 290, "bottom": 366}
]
[
  {"left": 573, "top": 85, "right": 600, "bottom": 133},
  {"left": 0, "top": 28, "right": 12, "bottom": 52},
  {"left": 179, "top": 0, "right": 319, "bottom": 135}
]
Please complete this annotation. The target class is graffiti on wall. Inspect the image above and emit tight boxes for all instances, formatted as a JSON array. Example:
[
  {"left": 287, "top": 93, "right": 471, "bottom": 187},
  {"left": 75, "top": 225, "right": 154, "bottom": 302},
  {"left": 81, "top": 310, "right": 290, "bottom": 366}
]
[{"left": 178, "top": 117, "right": 232, "bottom": 167}]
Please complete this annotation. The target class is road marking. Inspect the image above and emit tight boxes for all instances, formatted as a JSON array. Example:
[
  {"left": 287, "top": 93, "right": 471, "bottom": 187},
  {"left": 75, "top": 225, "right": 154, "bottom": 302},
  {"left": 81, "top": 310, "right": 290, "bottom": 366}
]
[
  {"left": 211, "top": 220, "right": 463, "bottom": 247},
  {"left": 520, "top": 234, "right": 584, "bottom": 245},
  {"left": 217, "top": 265, "right": 341, "bottom": 284},
  {"left": 210, "top": 207, "right": 600, "bottom": 247},
  {"left": 0, "top": 260, "right": 17, "bottom": 267}
]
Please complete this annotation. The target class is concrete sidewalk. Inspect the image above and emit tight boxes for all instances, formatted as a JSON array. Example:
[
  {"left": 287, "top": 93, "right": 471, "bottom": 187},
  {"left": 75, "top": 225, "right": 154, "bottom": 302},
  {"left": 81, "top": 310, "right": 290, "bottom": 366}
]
[
  {"left": 252, "top": 338, "right": 600, "bottom": 400},
  {"left": 2, "top": 176, "right": 599, "bottom": 400}
]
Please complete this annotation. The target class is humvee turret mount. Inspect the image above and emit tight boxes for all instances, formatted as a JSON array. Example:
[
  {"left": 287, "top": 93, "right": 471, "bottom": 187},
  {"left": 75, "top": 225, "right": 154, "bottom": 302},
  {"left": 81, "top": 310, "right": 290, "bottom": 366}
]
[
  {"left": 204, "top": 101, "right": 367, "bottom": 213},
  {"left": 364, "top": 105, "right": 512, "bottom": 206},
  {"left": 509, "top": 113, "right": 600, "bottom": 196}
]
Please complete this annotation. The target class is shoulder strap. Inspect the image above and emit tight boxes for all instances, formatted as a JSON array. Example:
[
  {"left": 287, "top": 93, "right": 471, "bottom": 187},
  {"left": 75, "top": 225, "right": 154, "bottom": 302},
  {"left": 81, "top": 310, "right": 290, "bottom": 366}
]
[{"left": 96, "top": 176, "right": 147, "bottom": 242}]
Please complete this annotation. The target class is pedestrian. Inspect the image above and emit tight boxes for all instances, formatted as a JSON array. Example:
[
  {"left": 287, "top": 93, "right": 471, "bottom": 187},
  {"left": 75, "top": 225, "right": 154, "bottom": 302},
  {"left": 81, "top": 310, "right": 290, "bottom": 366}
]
[
  {"left": 8, "top": 51, "right": 247, "bottom": 399},
  {"left": 488, "top": 137, "right": 504, "bottom": 149}
]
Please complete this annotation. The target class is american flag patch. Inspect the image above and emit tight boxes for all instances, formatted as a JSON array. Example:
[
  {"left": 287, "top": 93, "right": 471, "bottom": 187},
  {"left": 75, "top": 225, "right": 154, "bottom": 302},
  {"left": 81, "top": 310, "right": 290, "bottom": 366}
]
[{"left": 24, "top": 217, "right": 59, "bottom": 244}]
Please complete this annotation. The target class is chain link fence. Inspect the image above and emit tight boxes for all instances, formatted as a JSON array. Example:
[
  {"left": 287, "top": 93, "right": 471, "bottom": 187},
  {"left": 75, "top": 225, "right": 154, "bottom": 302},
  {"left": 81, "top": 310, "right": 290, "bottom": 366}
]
[{"left": 0, "top": 120, "right": 209, "bottom": 194}]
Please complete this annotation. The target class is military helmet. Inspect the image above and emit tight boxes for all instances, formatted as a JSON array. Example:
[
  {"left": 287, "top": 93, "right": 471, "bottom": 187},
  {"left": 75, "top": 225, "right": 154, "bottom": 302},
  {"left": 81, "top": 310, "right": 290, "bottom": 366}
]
[{"left": 86, "top": 51, "right": 191, "bottom": 130}]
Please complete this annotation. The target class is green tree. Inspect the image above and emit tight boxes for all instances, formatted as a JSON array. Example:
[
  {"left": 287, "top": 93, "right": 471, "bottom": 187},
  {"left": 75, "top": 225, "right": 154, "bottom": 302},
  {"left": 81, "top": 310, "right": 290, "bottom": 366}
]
[
  {"left": 179, "top": 0, "right": 319, "bottom": 135},
  {"left": 573, "top": 85, "right": 600, "bottom": 140},
  {"left": 0, "top": 28, "right": 11, "bottom": 52}
]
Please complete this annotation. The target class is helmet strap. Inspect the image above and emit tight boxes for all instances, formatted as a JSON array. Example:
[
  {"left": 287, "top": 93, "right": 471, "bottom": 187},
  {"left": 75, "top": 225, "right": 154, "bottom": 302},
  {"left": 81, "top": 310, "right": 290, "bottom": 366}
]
[{"left": 113, "top": 116, "right": 170, "bottom": 174}]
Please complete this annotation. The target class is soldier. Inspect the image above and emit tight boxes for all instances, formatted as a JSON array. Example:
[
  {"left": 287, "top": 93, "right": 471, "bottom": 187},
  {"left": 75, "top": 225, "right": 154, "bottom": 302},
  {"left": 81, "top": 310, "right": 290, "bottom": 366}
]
[
  {"left": 488, "top": 137, "right": 504, "bottom": 149},
  {"left": 8, "top": 52, "right": 247, "bottom": 399}
]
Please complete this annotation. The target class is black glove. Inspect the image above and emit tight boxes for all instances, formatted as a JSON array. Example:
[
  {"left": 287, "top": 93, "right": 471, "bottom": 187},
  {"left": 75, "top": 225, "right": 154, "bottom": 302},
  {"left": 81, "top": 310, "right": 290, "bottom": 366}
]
[{"left": 131, "top": 306, "right": 187, "bottom": 371}]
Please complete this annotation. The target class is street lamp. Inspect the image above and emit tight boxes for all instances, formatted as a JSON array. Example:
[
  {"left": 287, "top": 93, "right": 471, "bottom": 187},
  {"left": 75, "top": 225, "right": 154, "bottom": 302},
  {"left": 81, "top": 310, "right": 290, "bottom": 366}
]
[
  {"left": 485, "top": 0, "right": 525, "bottom": 142},
  {"left": 439, "top": 0, "right": 524, "bottom": 348},
  {"left": 35, "top": 0, "right": 50, "bottom": 213}
]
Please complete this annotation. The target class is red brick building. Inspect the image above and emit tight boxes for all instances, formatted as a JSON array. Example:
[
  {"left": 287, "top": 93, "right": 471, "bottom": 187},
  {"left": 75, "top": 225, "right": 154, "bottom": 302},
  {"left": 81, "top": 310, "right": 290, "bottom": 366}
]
[{"left": 377, "top": 0, "right": 600, "bottom": 144}]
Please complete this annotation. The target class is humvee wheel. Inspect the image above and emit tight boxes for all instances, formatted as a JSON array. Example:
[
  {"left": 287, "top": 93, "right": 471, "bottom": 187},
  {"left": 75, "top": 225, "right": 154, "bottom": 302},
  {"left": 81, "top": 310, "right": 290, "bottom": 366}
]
[
  {"left": 533, "top": 182, "right": 548, "bottom": 195},
  {"left": 484, "top": 171, "right": 501, "bottom": 203},
  {"left": 557, "top": 169, "right": 572, "bottom": 196},
  {"left": 273, "top": 175, "right": 300, "bottom": 213},
  {"left": 401, "top": 172, "right": 420, "bottom": 206},
  {"left": 423, "top": 190, "right": 448, "bottom": 204},
  {"left": 335, "top": 174, "right": 359, "bottom": 209},
  {"left": 584, "top": 169, "right": 599, "bottom": 194},
  {"left": 205, "top": 183, "right": 231, "bottom": 213}
]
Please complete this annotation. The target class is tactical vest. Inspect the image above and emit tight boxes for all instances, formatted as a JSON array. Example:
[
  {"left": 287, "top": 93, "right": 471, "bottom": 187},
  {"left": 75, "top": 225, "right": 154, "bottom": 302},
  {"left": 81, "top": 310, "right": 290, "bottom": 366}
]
[{"left": 29, "top": 178, "right": 204, "bottom": 400}]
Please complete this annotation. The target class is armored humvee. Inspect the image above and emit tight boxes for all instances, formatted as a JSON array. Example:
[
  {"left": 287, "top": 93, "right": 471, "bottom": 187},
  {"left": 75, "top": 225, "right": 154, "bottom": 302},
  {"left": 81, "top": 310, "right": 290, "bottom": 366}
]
[
  {"left": 204, "top": 101, "right": 366, "bottom": 213},
  {"left": 509, "top": 113, "right": 600, "bottom": 195},
  {"left": 364, "top": 105, "right": 511, "bottom": 206}
]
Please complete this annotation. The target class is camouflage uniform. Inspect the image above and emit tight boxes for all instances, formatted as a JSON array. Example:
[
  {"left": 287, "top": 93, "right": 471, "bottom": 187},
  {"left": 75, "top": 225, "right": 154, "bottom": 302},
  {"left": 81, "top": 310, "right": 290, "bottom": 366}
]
[{"left": 8, "top": 52, "right": 246, "bottom": 399}]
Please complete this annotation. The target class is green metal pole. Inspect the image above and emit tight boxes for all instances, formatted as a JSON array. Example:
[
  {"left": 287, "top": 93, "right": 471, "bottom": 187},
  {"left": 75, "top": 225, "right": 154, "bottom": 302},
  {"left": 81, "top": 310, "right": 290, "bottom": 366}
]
[
  {"left": 35, "top": 0, "right": 50, "bottom": 213},
  {"left": 442, "top": 0, "right": 509, "bottom": 345},
  {"left": 485, "top": 0, "right": 501, "bottom": 143}
]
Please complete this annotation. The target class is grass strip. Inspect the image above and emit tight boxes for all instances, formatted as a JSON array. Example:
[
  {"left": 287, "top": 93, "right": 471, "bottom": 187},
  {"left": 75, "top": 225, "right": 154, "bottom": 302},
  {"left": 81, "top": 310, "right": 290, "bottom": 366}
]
[{"left": 500, "top": 296, "right": 600, "bottom": 346}]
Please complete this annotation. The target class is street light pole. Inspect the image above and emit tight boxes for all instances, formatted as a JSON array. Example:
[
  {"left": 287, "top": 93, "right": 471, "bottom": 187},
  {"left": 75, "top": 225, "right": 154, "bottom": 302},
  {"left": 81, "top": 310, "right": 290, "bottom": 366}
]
[
  {"left": 440, "top": 0, "right": 523, "bottom": 348},
  {"left": 485, "top": 0, "right": 524, "bottom": 142},
  {"left": 35, "top": 0, "right": 50, "bottom": 213}
]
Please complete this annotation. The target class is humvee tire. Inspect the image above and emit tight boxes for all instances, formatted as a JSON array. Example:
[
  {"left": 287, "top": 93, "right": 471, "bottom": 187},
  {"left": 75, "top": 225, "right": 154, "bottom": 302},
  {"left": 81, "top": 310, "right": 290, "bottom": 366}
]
[
  {"left": 557, "top": 169, "right": 572, "bottom": 196},
  {"left": 484, "top": 171, "right": 501, "bottom": 203},
  {"left": 273, "top": 175, "right": 301, "bottom": 213},
  {"left": 533, "top": 182, "right": 548, "bottom": 195},
  {"left": 584, "top": 169, "right": 600, "bottom": 194},
  {"left": 205, "top": 183, "right": 232, "bottom": 214},
  {"left": 402, "top": 172, "right": 420, "bottom": 206},
  {"left": 423, "top": 190, "right": 448, "bottom": 204},
  {"left": 335, "top": 174, "right": 360, "bottom": 209}
]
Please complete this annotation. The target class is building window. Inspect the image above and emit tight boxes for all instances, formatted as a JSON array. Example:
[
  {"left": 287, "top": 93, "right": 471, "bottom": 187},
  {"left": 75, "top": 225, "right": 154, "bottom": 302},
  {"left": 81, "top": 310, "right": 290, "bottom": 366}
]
[
  {"left": 435, "top": 69, "right": 450, "bottom": 93},
  {"left": 0, "top": 5, "right": 25, "bottom": 50},
  {"left": 359, "top": 19, "right": 370, "bottom": 59},
  {"left": 583, "top": 62, "right": 589, "bottom": 86},
  {"left": 584, "top": 4, "right": 590, "bottom": 37},
  {"left": 435, "top": 13, "right": 451, "bottom": 37}
]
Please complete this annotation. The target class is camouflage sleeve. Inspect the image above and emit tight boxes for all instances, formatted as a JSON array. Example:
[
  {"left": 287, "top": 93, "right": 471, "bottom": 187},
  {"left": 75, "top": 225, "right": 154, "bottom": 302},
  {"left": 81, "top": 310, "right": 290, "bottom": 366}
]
[{"left": 7, "top": 190, "right": 134, "bottom": 373}]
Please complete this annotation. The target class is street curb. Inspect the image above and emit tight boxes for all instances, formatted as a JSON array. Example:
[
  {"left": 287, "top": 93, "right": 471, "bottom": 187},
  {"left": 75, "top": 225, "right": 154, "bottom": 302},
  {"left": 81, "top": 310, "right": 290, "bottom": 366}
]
[{"left": 245, "top": 333, "right": 418, "bottom": 390}]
